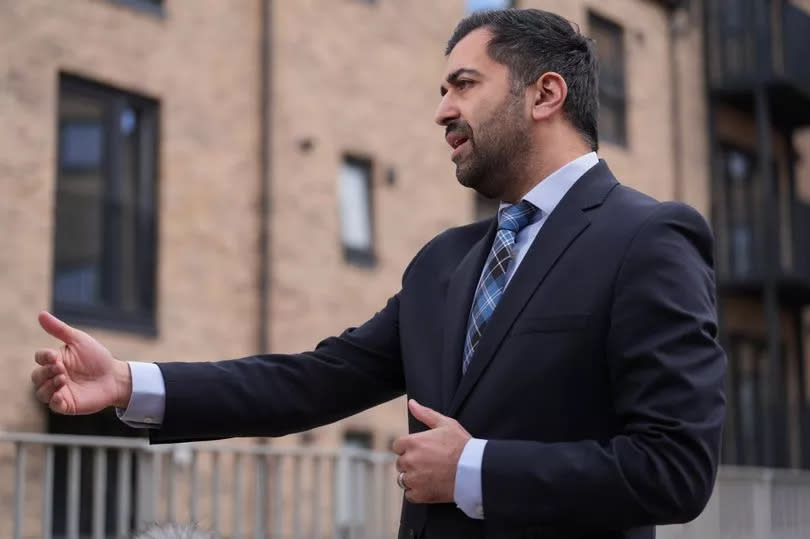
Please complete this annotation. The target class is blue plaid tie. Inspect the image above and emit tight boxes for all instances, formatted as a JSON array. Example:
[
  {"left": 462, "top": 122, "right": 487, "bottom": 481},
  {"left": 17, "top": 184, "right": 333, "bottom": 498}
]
[{"left": 463, "top": 200, "right": 538, "bottom": 374}]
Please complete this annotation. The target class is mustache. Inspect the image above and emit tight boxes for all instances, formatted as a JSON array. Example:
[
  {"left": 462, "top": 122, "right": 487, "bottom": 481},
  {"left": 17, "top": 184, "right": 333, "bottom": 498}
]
[{"left": 445, "top": 120, "right": 472, "bottom": 140}]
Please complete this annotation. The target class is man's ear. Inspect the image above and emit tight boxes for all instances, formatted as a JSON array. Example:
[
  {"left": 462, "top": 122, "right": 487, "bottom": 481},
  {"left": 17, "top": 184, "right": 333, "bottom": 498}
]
[{"left": 530, "top": 72, "right": 568, "bottom": 121}]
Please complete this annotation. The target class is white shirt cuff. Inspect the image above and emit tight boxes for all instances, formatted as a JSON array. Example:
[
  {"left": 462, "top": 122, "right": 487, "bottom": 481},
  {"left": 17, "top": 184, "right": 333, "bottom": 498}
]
[
  {"left": 115, "top": 361, "right": 166, "bottom": 428},
  {"left": 454, "top": 438, "right": 487, "bottom": 519}
]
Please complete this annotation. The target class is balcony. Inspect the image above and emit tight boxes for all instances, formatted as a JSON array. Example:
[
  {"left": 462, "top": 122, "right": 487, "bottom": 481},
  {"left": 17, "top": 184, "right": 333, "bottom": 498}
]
[
  {"left": 0, "top": 431, "right": 399, "bottom": 539},
  {"left": 793, "top": 201, "right": 810, "bottom": 292},
  {"left": 2, "top": 432, "right": 810, "bottom": 539},
  {"left": 705, "top": 0, "right": 810, "bottom": 128},
  {"left": 713, "top": 143, "right": 810, "bottom": 304},
  {"left": 717, "top": 200, "right": 810, "bottom": 305}
]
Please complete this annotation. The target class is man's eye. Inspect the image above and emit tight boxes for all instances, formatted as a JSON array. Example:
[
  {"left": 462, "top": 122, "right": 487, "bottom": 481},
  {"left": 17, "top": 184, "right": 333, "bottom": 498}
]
[{"left": 457, "top": 80, "right": 473, "bottom": 89}]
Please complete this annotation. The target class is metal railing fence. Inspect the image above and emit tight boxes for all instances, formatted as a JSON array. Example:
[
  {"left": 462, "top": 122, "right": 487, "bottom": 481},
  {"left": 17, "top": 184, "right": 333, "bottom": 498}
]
[
  {"left": 4, "top": 432, "right": 810, "bottom": 539},
  {"left": 1, "top": 431, "right": 400, "bottom": 539}
]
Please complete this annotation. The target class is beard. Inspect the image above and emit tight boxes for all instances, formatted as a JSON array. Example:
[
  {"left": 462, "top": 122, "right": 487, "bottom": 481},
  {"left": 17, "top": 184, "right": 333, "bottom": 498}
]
[{"left": 452, "top": 91, "right": 531, "bottom": 199}]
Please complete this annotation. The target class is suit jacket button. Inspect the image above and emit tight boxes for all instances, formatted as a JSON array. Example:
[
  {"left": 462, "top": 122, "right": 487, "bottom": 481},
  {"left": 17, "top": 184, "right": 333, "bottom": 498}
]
[{"left": 408, "top": 529, "right": 415, "bottom": 538}]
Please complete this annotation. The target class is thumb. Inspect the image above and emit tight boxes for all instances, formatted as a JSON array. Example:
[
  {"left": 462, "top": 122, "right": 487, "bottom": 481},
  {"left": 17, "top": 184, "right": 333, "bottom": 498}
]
[
  {"left": 408, "top": 399, "right": 449, "bottom": 429},
  {"left": 38, "top": 311, "right": 77, "bottom": 345}
]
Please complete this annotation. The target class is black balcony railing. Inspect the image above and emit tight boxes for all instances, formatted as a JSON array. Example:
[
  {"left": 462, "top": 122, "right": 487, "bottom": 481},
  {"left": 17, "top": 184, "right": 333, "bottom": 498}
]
[
  {"left": 718, "top": 199, "right": 810, "bottom": 303},
  {"left": 793, "top": 201, "right": 810, "bottom": 285},
  {"left": 706, "top": 0, "right": 810, "bottom": 127},
  {"left": 707, "top": 0, "right": 810, "bottom": 91},
  {"left": 714, "top": 144, "right": 810, "bottom": 302}
]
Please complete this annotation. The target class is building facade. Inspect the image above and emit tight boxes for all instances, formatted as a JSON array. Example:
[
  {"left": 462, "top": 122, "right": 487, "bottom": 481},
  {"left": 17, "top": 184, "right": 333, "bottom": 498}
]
[{"left": 1, "top": 0, "right": 808, "bottom": 537}]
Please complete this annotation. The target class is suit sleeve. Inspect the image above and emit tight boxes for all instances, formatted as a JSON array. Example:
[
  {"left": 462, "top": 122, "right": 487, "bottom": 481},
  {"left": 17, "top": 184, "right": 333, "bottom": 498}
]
[
  {"left": 150, "top": 296, "right": 404, "bottom": 442},
  {"left": 481, "top": 202, "right": 726, "bottom": 528},
  {"left": 148, "top": 239, "right": 438, "bottom": 444},
  {"left": 150, "top": 293, "right": 406, "bottom": 443}
]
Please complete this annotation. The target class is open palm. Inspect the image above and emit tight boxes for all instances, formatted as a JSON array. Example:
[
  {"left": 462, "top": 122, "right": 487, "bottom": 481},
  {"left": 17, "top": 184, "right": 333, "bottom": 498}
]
[{"left": 31, "top": 312, "right": 128, "bottom": 415}]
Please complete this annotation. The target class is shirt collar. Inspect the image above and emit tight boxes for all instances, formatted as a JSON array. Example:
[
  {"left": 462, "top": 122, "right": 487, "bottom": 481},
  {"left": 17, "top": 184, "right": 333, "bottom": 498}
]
[{"left": 499, "top": 152, "right": 599, "bottom": 218}]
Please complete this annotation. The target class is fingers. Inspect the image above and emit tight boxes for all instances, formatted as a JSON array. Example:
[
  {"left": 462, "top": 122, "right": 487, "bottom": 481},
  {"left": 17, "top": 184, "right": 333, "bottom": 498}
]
[
  {"left": 32, "top": 349, "right": 67, "bottom": 406},
  {"left": 32, "top": 365, "right": 52, "bottom": 388},
  {"left": 38, "top": 311, "right": 76, "bottom": 345},
  {"left": 32, "top": 349, "right": 65, "bottom": 386},
  {"left": 34, "top": 349, "right": 57, "bottom": 366},
  {"left": 398, "top": 470, "right": 409, "bottom": 490},
  {"left": 396, "top": 454, "right": 408, "bottom": 473},
  {"left": 49, "top": 390, "right": 70, "bottom": 415},
  {"left": 408, "top": 399, "right": 449, "bottom": 429},
  {"left": 34, "top": 374, "right": 67, "bottom": 405},
  {"left": 391, "top": 435, "right": 408, "bottom": 456},
  {"left": 35, "top": 377, "right": 71, "bottom": 415}
]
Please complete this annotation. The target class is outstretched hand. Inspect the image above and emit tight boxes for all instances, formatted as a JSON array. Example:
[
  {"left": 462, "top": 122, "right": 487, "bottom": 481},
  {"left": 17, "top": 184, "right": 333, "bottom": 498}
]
[
  {"left": 391, "top": 399, "right": 472, "bottom": 504},
  {"left": 31, "top": 312, "right": 131, "bottom": 415}
]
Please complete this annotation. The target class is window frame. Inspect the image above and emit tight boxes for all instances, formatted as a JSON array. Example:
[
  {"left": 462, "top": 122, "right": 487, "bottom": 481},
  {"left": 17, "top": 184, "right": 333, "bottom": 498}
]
[
  {"left": 724, "top": 332, "right": 792, "bottom": 468},
  {"left": 343, "top": 429, "right": 374, "bottom": 450},
  {"left": 721, "top": 145, "right": 758, "bottom": 279},
  {"left": 716, "top": 142, "right": 783, "bottom": 281},
  {"left": 52, "top": 74, "right": 159, "bottom": 336},
  {"left": 338, "top": 154, "right": 377, "bottom": 268},
  {"left": 107, "top": 0, "right": 166, "bottom": 17},
  {"left": 588, "top": 11, "right": 628, "bottom": 147}
]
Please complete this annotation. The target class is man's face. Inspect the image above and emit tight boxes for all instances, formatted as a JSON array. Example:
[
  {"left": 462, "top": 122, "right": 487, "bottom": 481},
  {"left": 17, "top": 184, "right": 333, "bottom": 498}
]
[{"left": 436, "top": 28, "right": 531, "bottom": 199}]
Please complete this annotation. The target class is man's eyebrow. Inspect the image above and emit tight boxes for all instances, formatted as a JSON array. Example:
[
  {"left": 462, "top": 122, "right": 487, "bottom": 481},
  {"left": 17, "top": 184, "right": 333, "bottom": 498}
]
[{"left": 440, "top": 68, "right": 483, "bottom": 96}]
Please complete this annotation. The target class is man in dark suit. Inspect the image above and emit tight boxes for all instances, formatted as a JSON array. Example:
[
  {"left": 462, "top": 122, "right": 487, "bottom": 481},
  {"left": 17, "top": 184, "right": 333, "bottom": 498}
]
[{"left": 32, "top": 8, "right": 725, "bottom": 539}]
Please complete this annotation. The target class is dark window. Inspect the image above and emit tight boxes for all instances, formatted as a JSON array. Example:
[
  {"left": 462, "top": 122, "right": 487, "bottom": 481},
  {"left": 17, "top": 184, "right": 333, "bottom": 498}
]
[
  {"left": 716, "top": 144, "right": 782, "bottom": 280},
  {"left": 589, "top": 12, "right": 627, "bottom": 147},
  {"left": 724, "top": 148, "right": 757, "bottom": 277},
  {"left": 339, "top": 155, "right": 376, "bottom": 267},
  {"left": 53, "top": 74, "right": 158, "bottom": 334},
  {"left": 466, "top": 0, "right": 514, "bottom": 12},
  {"left": 108, "top": 0, "right": 165, "bottom": 16},
  {"left": 723, "top": 334, "right": 790, "bottom": 467},
  {"left": 343, "top": 429, "right": 374, "bottom": 450}
]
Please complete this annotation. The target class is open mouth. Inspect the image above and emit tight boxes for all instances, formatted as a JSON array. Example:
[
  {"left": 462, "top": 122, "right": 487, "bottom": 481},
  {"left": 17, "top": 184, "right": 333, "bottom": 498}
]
[
  {"left": 446, "top": 132, "right": 470, "bottom": 158},
  {"left": 450, "top": 136, "right": 468, "bottom": 149}
]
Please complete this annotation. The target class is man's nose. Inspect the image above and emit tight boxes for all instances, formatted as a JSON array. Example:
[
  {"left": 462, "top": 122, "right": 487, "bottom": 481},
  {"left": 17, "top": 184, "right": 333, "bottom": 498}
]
[{"left": 434, "top": 96, "right": 460, "bottom": 126}]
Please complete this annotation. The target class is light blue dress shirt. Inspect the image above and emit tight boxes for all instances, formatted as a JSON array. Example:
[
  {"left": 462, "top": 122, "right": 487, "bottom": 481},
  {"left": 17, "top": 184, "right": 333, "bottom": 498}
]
[
  {"left": 119, "top": 151, "right": 599, "bottom": 519},
  {"left": 453, "top": 151, "right": 598, "bottom": 519}
]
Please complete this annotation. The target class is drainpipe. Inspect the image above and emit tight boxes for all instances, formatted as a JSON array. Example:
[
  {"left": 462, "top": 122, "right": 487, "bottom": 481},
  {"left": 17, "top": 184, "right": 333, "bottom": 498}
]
[
  {"left": 701, "top": 0, "right": 732, "bottom": 460},
  {"left": 668, "top": 1, "right": 687, "bottom": 202},
  {"left": 787, "top": 135, "right": 808, "bottom": 467},
  {"left": 258, "top": 0, "right": 273, "bottom": 354},
  {"left": 753, "top": 0, "right": 784, "bottom": 467}
]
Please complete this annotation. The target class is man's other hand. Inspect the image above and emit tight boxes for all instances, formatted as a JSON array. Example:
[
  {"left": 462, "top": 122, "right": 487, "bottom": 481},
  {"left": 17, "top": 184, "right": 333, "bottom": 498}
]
[
  {"left": 31, "top": 311, "right": 131, "bottom": 415},
  {"left": 392, "top": 399, "right": 472, "bottom": 504}
]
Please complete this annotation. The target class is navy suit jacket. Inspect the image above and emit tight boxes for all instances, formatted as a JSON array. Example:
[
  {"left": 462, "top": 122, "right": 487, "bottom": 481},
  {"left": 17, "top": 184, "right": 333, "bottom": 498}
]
[{"left": 152, "top": 162, "right": 726, "bottom": 539}]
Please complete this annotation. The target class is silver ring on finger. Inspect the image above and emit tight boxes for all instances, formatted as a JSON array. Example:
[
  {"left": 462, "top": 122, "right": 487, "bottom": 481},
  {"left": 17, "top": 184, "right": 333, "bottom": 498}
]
[{"left": 397, "top": 471, "right": 408, "bottom": 490}]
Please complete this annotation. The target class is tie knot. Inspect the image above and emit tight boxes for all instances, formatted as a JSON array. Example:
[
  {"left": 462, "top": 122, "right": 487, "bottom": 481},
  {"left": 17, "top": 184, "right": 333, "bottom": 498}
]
[{"left": 498, "top": 200, "right": 537, "bottom": 233}]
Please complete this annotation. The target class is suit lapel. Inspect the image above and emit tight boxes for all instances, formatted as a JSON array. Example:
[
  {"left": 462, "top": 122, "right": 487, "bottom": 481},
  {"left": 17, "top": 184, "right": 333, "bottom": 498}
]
[
  {"left": 446, "top": 161, "right": 618, "bottom": 417},
  {"left": 438, "top": 219, "right": 497, "bottom": 414}
]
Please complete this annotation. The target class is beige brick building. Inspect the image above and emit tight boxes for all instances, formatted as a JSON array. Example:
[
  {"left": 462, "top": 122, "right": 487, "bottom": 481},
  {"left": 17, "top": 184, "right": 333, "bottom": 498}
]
[{"left": 1, "top": 0, "right": 809, "bottom": 537}]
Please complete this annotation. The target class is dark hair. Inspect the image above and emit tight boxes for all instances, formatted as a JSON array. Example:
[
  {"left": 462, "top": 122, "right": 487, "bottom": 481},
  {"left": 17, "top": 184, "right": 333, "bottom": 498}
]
[{"left": 446, "top": 8, "right": 599, "bottom": 151}]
